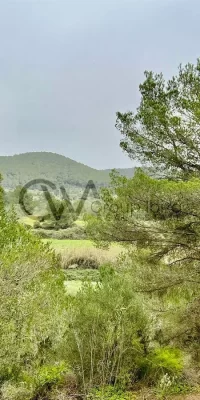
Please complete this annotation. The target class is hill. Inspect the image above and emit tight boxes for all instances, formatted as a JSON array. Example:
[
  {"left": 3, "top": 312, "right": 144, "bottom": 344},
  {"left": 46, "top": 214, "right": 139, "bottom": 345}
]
[
  {"left": 0, "top": 152, "right": 135, "bottom": 190},
  {"left": 104, "top": 168, "right": 136, "bottom": 179}
]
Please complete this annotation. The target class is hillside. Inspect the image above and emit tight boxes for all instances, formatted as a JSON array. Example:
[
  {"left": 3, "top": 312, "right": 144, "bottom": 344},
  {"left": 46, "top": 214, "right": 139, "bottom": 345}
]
[{"left": 0, "top": 152, "right": 135, "bottom": 190}]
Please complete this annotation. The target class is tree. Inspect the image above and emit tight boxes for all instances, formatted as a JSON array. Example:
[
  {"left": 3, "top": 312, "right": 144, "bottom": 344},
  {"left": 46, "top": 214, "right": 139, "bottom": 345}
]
[
  {"left": 0, "top": 173, "right": 4, "bottom": 212},
  {"left": 35, "top": 196, "right": 76, "bottom": 230},
  {"left": 5, "top": 185, "right": 36, "bottom": 215},
  {"left": 64, "top": 267, "right": 149, "bottom": 391},
  {"left": 86, "top": 170, "right": 200, "bottom": 353},
  {"left": 116, "top": 59, "right": 200, "bottom": 176}
]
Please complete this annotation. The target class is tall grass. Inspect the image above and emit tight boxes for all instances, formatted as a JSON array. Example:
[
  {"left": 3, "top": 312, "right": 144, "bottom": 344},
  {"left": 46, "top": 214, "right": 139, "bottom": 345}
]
[{"left": 59, "top": 246, "right": 122, "bottom": 269}]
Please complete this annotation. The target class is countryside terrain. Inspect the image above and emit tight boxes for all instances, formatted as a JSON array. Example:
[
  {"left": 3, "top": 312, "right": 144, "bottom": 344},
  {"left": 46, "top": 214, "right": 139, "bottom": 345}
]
[{"left": 2, "top": 60, "right": 200, "bottom": 400}]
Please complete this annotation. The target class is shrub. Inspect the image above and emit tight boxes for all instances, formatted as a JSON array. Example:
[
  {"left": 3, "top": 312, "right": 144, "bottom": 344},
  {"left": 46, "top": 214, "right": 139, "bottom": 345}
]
[
  {"left": 0, "top": 209, "right": 67, "bottom": 395},
  {"left": 19, "top": 362, "right": 69, "bottom": 397},
  {"left": 63, "top": 267, "right": 150, "bottom": 392},
  {"left": 0, "top": 363, "right": 70, "bottom": 400},
  {"left": 137, "top": 347, "right": 183, "bottom": 383},
  {"left": 88, "top": 386, "right": 136, "bottom": 400},
  {"left": 155, "top": 373, "right": 191, "bottom": 398},
  {"left": 35, "top": 362, "right": 68, "bottom": 388},
  {"left": 33, "top": 225, "right": 86, "bottom": 240},
  {"left": 0, "top": 382, "right": 33, "bottom": 400}
]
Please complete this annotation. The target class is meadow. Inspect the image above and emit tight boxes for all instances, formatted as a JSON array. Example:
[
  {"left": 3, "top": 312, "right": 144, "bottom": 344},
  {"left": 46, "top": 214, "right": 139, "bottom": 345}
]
[
  {"left": 43, "top": 238, "right": 122, "bottom": 295},
  {"left": 44, "top": 238, "right": 94, "bottom": 249}
]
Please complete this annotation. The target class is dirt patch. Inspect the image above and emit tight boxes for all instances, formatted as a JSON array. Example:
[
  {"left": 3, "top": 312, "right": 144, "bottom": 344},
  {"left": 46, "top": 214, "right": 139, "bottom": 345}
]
[
  {"left": 170, "top": 396, "right": 200, "bottom": 400},
  {"left": 134, "top": 390, "right": 200, "bottom": 400}
]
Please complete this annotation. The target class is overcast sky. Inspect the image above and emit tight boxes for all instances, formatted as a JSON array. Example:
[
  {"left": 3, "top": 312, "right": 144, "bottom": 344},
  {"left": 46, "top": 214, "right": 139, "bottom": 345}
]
[{"left": 0, "top": 0, "right": 200, "bottom": 169}]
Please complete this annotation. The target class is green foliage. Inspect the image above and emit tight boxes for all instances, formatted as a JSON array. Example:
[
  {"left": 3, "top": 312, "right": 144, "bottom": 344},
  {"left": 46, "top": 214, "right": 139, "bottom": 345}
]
[
  {"left": 87, "top": 168, "right": 200, "bottom": 369},
  {"left": 5, "top": 185, "right": 36, "bottom": 215},
  {"left": 63, "top": 267, "right": 149, "bottom": 391},
  {"left": 0, "top": 173, "right": 5, "bottom": 210},
  {"left": 4, "top": 59, "right": 200, "bottom": 399},
  {"left": 156, "top": 374, "right": 191, "bottom": 399},
  {"left": 88, "top": 386, "right": 136, "bottom": 400},
  {"left": 34, "top": 225, "right": 86, "bottom": 239},
  {"left": 0, "top": 362, "right": 68, "bottom": 400},
  {"left": 39, "top": 196, "right": 76, "bottom": 230},
  {"left": 0, "top": 152, "right": 134, "bottom": 190},
  {"left": 0, "top": 208, "right": 67, "bottom": 396},
  {"left": 87, "top": 169, "right": 200, "bottom": 281},
  {"left": 116, "top": 59, "right": 200, "bottom": 176},
  {"left": 0, "top": 382, "right": 33, "bottom": 400},
  {"left": 21, "top": 361, "right": 68, "bottom": 391},
  {"left": 137, "top": 347, "right": 183, "bottom": 382},
  {"left": 151, "top": 348, "right": 183, "bottom": 373},
  {"left": 64, "top": 268, "right": 100, "bottom": 282}
]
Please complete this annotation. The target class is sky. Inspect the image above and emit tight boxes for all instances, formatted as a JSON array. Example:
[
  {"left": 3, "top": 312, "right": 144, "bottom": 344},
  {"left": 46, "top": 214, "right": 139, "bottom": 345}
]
[{"left": 0, "top": 0, "right": 200, "bottom": 169}]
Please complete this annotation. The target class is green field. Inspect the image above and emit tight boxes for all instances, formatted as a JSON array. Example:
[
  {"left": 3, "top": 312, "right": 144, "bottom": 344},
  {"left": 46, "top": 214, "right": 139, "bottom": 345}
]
[{"left": 43, "top": 238, "right": 95, "bottom": 250}]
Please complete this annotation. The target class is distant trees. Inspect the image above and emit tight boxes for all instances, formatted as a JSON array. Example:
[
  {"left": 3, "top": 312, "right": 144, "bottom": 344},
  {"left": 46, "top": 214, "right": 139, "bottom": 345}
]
[
  {"left": 0, "top": 173, "right": 4, "bottom": 211},
  {"left": 5, "top": 185, "right": 36, "bottom": 215},
  {"left": 41, "top": 196, "right": 76, "bottom": 230},
  {"left": 0, "top": 152, "right": 113, "bottom": 190}
]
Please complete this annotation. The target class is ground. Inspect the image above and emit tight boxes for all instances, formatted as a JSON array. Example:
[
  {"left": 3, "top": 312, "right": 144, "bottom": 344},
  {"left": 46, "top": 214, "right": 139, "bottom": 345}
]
[
  {"left": 176, "top": 396, "right": 200, "bottom": 399},
  {"left": 135, "top": 391, "right": 200, "bottom": 400}
]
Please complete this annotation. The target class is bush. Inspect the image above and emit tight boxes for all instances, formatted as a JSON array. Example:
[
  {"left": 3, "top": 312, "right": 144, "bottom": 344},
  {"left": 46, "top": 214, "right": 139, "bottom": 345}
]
[
  {"left": 88, "top": 386, "right": 136, "bottom": 400},
  {"left": 0, "top": 209, "right": 67, "bottom": 395},
  {"left": 63, "top": 267, "right": 150, "bottom": 391},
  {"left": 0, "top": 382, "right": 33, "bottom": 400},
  {"left": 137, "top": 347, "right": 183, "bottom": 383},
  {"left": 33, "top": 225, "right": 86, "bottom": 240},
  {"left": 156, "top": 373, "right": 191, "bottom": 398},
  {"left": 19, "top": 362, "right": 69, "bottom": 398},
  {"left": 0, "top": 363, "right": 70, "bottom": 400}
]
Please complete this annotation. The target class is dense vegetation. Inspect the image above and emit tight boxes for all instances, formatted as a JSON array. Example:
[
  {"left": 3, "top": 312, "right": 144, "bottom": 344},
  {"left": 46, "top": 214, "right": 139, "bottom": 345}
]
[
  {"left": 2, "top": 59, "right": 200, "bottom": 400},
  {"left": 0, "top": 152, "right": 134, "bottom": 190}
]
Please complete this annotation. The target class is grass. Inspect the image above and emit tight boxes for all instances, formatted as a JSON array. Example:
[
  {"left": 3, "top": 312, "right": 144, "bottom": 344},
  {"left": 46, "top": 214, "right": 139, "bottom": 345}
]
[
  {"left": 74, "top": 219, "right": 86, "bottom": 227},
  {"left": 60, "top": 246, "right": 121, "bottom": 269},
  {"left": 43, "top": 239, "right": 94, "bottom": 250},
  {"left": 64, "top": 269, "right": 100, "bottom": 297},
  {"left": 64, "top": 280, "right": 97, "bottom": 296},
  {"left": 20, "top": 216, "right": 36, "bottom": 227},
  {"left": 43, "top": 237, "right": 122, "bottom": 270},
  {"left": 43, "top": 238, "right": 123, "bottom": 295},
  {"left": 64, "top": 268, "right": 100, "bottom": 281}
]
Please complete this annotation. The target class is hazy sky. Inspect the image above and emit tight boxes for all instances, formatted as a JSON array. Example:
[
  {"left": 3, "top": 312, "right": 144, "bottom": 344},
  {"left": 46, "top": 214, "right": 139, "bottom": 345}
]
[{"left": 0, "top": 0, "right": 200, "bottom": 169}]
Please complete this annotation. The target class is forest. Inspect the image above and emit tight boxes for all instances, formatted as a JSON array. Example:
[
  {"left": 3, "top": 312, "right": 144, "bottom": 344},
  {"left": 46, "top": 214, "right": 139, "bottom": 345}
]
[
  {"left": 0, "top": 152, "right": 135, "bottom": 190},
  {"left": 1, "top": 60, "right": 200, "bottom": 400}
]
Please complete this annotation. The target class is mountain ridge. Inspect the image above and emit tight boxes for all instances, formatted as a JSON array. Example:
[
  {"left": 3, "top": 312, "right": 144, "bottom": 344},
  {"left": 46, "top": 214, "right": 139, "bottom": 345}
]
[{"left": 0, "top": 152, "right": 135, "bottom": 189}]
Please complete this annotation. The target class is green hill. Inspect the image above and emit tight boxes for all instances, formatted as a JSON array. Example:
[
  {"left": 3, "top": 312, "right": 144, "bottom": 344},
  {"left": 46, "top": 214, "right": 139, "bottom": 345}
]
[{"left": 0, "top": 152, "right": 135, "bottom": 190}]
